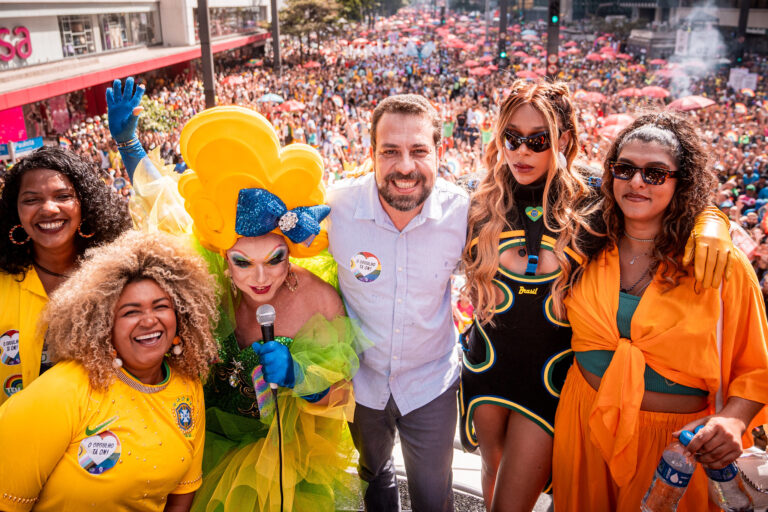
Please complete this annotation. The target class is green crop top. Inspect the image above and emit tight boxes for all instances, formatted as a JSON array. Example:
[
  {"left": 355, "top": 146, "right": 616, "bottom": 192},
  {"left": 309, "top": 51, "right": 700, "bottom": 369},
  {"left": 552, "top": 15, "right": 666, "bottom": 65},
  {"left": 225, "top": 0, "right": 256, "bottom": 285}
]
[{"left": 574, "top": 292, "right": 708, "bottom": 396}]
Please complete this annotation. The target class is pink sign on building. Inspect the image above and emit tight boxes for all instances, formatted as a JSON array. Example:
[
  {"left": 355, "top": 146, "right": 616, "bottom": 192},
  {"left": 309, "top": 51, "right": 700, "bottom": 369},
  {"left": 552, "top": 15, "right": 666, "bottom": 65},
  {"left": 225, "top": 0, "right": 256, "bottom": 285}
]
[{"left": 0, "top": 106, "right": 27, "bottom": 144}]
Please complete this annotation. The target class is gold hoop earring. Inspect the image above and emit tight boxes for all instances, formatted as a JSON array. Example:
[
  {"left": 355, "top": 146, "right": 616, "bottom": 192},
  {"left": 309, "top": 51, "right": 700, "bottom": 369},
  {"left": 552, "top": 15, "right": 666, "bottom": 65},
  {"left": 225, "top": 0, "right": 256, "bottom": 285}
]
[
  {"left": 77, "top": 222, "right": 95, "bottom": 238},
  {"left": 284, "top": 268, "right": 298, "bottom": 292},
  {"left": 9, "top": 224, "right": 30, "bottom": 245}
]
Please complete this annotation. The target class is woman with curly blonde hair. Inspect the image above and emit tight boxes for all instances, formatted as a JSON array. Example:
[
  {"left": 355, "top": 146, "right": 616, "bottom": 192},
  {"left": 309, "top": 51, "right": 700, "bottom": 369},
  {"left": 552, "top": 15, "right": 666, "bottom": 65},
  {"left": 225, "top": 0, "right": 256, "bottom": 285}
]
[
  {"left": 459, "top": 83, "right": 734, "bottom": 511},
  {"left": 0, "top": 230, "right": 219, "bottom": 512},
  {"left": 553, "top": 111, "right": 768, "bottom": 511}
]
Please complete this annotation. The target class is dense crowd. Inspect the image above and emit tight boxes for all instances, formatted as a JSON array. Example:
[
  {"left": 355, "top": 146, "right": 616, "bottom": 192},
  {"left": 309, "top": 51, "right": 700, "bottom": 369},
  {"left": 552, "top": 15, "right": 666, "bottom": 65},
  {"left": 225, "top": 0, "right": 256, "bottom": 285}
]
[{"left": 4, "top": 9, "right": 768, "bottom": 283}]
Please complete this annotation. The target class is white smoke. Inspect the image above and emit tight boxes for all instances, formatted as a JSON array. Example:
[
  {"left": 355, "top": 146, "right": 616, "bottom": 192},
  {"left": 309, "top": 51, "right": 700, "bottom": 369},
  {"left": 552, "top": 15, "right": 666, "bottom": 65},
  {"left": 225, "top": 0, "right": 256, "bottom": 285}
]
[{"left": 670, "top": 1, "right": 728, "bottom": 97}]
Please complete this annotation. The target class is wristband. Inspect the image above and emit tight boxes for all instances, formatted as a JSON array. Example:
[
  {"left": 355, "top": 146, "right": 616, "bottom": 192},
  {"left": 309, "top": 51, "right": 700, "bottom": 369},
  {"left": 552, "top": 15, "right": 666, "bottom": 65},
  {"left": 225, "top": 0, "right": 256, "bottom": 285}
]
[{"left": 116, "top": 137, "right": 141, "bottom": 148}]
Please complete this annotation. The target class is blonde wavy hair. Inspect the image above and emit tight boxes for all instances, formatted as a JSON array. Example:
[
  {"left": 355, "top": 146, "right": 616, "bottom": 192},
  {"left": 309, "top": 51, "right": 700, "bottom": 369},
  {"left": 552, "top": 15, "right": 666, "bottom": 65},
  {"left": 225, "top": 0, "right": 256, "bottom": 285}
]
[
  {"left": 41, "top": 230, "right": 220, "bottom": 390},
  {"left": 463, "top": 80, "right": 598, "bottom": 324}
]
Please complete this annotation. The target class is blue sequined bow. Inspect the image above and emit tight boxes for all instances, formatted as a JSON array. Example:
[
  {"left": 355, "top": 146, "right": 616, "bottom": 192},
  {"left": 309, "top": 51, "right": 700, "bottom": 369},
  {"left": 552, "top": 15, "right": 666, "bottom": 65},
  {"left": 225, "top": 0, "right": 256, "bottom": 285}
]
[{"left": 235, "top": 188, "right": 330, "bottom": 244}]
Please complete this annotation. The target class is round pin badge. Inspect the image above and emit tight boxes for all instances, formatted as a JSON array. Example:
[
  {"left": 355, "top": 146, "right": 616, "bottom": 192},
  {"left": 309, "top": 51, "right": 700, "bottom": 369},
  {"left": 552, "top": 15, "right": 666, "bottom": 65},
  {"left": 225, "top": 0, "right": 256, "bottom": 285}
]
[
  {"left": 0, "top": 330, "right": 20, "bottom": 366},
  {"left": 3, "top": 374, "right": 22, "bottom": 397},
  {"left": 350, "top": 251, "right": 382, "bottom": 283},
  {"left": 78, "top": 431, "right": 121, "bottom": 474}
]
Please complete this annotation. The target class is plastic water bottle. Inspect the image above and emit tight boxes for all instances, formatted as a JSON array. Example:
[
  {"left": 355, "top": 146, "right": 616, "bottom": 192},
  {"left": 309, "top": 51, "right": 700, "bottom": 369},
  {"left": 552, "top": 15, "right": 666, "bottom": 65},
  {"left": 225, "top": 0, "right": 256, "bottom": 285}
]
[
  {"left": 695, "top": 426, "right": 754, "bottom": 512},
  {"left": 641, "top": 430, "right": 696, "bottom": 512}
]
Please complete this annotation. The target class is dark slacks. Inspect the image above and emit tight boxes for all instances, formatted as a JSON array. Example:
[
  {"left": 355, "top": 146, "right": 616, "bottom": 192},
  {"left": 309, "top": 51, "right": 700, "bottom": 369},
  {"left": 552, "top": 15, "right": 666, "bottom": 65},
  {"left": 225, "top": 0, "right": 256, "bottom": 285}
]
[{"left": 348, "top": 381, "right": 458, "bottom": 512}]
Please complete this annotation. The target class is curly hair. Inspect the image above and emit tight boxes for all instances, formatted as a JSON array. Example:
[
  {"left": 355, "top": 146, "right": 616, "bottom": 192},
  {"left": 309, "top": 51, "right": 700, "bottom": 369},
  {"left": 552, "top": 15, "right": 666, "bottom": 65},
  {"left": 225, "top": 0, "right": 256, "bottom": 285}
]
[
  {"left": 0, "top": 146, "right": 131, "bottom": 276},
  {"left": 600, "top": 111, "right": 716, "bottom": 289},
  {"left": 41, "top": 230, "right": 220, "bottom": 390},
  {"left": 463, "top": 80, "right": 599, "bottom": 324}
]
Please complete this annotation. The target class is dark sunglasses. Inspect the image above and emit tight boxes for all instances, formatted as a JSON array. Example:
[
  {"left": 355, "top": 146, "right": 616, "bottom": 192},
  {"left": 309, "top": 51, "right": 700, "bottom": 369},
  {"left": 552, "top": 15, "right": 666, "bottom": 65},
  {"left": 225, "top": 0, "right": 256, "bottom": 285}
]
[
  {"left": 503, "top": 130, "right": 551, "bottom": 153},
  {"left": 609, "top": 162, "right": 678, "bottom": 186}
]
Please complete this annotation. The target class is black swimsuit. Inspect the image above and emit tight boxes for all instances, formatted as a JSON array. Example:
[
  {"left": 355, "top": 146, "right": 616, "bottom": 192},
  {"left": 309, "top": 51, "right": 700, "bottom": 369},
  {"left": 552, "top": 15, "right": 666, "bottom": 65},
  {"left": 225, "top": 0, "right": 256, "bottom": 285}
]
[{"left": 459, "top": 181, "right": 580, "bottom": 472}]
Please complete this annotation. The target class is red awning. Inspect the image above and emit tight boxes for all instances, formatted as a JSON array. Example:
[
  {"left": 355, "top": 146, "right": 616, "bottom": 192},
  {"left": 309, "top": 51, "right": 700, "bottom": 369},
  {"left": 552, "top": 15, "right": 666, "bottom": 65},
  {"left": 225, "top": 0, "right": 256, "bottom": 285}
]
[{"left": 0, "top": 33, "right": 269, "bottom": 111}]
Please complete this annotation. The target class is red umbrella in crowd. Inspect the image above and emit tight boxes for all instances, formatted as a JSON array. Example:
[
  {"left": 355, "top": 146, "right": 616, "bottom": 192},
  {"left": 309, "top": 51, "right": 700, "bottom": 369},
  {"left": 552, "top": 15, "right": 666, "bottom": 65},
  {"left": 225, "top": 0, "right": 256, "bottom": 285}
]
[
  {"left": 564, "top": 41, "right": 578, "bottom": 48},
  {"left": 649, "top": 58, "right": 667, "bottom": 65},
  {"left": 616, "top": 53, "right": 633, "bottom": 60},
  {"left": 534, "top": 67, "right": 547, "bottom": 76},
  {"left": 513, "top": 51, "right": 529, "bottom": 58},
  {"left": 566, "top": 48, "right": 581, "bottom": 55},
  {"left": 641, "top": 86, "right": 670, "bottom": 99},
  {"left": 523, "top": 57, "right": 540, "bottom": 65},
  {"left": 600, "top": 46, "right": 616, "bottom": 53},
  {"left": 512, "top": 41, "right": 525, "bottom": 47},
  {"left": 598, "top": 124, "right": 627, "bottom": 140},
  {"left": 581, "top": 91, "right": 607, "bottom": 103},
  {"left": 586, "top": 53, "right": 603, "bottom": 61},
  {"left": 279, "top": 100, "right": 306, "bottom": 112},
  {"left": 517, "top": 70, "right": 540, "bottom": 80},
  {"left": 352, "top": 38, "right": 370, "bottom": 46},
  {"left": 464, "top": 59, "right": 481, "bottom": 67},
  {"left": 487, "top": 64, "right": 498, "bottom": 71},
  {"left": 469, "top": 67, "right": 491, "bottom": 76},
  {"left": 618, "top": 87, "right": 643, "bottom": 97},
  {"left": 303, "top": 61, "right": 321, "bottom": 69},
  {"left": 479, "top": 55, "right": 494, "bottom": 62},
  {"left": 603, "top": 114, "right": 635, "bottom": 128},
  {"left": 666, "top": 95, "right": 716, "bottom": 112}
]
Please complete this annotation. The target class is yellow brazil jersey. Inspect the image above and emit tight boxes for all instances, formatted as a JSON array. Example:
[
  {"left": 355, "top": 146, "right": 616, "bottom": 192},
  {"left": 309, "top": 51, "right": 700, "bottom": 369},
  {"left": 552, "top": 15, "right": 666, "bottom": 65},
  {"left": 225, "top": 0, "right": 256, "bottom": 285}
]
[
  {"left": 0, "top": 268, "right": 49, "bottom": 407},
  {"left": 0, "top": 360, "right": 205, "bottom": 511}
]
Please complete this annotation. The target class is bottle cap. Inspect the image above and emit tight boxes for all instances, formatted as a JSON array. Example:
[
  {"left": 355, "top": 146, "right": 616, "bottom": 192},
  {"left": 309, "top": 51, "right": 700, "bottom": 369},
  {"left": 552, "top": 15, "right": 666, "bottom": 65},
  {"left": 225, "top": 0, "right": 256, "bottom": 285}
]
[
  {"left": 679, "top": 430, "right": 695, "bottom": 446},
  {"left": 694, "top": 425, "right": 704, "bottom": 434}
]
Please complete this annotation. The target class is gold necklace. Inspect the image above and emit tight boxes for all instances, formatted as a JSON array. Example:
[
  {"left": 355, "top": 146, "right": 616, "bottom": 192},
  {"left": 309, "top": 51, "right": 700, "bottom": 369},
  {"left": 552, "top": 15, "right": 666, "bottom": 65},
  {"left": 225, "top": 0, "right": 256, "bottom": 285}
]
[{"left": 113, "top": 362, "right": 170, "bottom": 393}]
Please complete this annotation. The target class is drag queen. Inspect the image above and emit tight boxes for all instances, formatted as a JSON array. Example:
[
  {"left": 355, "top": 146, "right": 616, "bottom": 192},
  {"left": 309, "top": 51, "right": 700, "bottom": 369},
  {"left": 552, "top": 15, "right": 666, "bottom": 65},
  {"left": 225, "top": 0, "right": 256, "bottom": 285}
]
[{"left": 107, "top": 80, "right": 366, "bottom": 512}]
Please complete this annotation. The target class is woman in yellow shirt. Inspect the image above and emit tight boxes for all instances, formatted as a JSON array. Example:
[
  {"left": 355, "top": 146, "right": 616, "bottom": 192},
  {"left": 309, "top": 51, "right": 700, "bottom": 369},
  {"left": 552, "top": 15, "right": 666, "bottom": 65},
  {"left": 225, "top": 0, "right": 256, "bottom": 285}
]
[
  {"left": 552, "top": 111, "right": 768, "bottom": 511},
  {"left": 0, "top": 146, "right": 131, "bottom": 405},
  {"left": 0, "top": 230, "right": 219, "bottom": 512}
]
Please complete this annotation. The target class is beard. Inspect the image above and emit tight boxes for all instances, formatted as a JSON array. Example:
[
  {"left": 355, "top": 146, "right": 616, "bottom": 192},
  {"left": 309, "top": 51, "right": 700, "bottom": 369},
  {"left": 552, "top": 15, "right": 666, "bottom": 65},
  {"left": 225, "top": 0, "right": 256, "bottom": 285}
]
[{"left": 377, "top": 170, "right": 433, "bottom": 212}]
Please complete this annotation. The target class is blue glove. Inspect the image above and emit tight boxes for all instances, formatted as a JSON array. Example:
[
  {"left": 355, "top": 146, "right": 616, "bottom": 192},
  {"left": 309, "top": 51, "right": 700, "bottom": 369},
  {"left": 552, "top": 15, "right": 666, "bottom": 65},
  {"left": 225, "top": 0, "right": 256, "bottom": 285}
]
[
  {"left": 251, "top": 341, "right": 296, "bottom": 388},
  {"left": 106, "top": 77, "right": 157, "bottom": 181},
  {"left": 106, "top": 77, "right": 143, "bottom": 143},
  {"left": 301, "top": 388, "right": 330, "bottom": 403}
]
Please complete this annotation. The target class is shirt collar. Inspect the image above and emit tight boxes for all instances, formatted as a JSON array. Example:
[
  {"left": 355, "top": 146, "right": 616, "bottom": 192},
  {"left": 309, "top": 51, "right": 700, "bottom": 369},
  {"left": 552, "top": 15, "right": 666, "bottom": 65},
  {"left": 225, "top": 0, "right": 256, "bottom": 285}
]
[
  {"left": 353, "top": 174, "right": 444, "bottom": 229},
  {"left": 21, "top": 266, "right": 48, "bottom": 299}
]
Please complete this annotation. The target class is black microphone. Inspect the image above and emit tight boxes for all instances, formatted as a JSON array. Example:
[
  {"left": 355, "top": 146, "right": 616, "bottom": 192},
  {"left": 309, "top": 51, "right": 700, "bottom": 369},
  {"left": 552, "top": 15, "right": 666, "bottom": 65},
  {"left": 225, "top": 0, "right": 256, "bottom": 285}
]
[{"left": 256, "top": 304, "right": 277, "bottom": 390}]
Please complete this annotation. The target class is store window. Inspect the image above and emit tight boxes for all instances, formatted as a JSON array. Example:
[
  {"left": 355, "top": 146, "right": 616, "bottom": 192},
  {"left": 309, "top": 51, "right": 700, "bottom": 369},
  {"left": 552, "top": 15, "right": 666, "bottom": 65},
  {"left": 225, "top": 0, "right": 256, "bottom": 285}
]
[
  {"left": 100, "top": 12, "right": 160, "bottom": 50},
  {"left": 193, "top": 6, "right": 265, "bottom": 40},
  {"left": 59, "top": 15, "right": 96, "bottom": 57},
  {"left": 100, "top": 13, "right": 129, "bottom": 49}
]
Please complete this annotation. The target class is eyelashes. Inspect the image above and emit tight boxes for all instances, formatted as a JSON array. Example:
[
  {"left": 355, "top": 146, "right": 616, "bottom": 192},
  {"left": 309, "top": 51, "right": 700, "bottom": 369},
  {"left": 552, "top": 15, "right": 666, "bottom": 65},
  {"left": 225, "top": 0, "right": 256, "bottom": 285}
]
[{"left": 266, "top": 248, "right": 288, "bottom": 266}]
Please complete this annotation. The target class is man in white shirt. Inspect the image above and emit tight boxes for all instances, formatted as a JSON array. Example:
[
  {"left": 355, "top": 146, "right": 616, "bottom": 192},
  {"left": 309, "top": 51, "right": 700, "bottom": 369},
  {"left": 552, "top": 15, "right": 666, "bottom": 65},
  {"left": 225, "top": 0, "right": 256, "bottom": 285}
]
[{"left": 327, "top": 95, "right": 469, "bottom": 511}]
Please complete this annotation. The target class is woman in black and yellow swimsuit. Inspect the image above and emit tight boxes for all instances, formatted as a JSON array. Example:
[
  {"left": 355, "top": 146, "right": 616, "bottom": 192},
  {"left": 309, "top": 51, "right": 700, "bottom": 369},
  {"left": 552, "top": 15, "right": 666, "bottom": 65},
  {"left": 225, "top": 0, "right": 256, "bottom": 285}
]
[{"left": 459, "top": 80, "right": 733, "bottom": 512}]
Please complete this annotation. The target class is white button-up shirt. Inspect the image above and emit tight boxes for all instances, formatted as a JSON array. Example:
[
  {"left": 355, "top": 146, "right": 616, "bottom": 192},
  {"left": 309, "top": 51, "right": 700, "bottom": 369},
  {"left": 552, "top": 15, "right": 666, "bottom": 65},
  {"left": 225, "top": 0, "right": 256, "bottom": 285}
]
[{"left": 327, "top": 173, "right": 469, "bottom": 414}]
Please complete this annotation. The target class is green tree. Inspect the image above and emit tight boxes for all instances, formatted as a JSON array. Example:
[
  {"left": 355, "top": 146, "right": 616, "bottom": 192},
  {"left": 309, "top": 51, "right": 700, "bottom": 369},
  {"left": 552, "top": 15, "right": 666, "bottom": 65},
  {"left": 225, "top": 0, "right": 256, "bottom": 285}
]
[{"left": 280, "top": 0, "right": 341, "bottom": 60}]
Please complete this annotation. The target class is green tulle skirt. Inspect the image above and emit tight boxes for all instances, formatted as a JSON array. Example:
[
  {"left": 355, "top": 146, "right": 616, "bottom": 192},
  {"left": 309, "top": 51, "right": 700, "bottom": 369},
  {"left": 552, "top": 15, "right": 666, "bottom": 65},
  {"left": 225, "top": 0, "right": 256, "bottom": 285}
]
[{"left": 192, "top": 315, "right": 367, "bottom": 512}]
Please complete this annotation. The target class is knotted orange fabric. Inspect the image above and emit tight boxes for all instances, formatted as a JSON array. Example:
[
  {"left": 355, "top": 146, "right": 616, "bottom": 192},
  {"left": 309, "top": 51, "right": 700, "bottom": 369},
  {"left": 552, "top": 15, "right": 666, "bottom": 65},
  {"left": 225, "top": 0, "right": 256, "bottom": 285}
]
[{"left": 563, "top": 245, "right": 768, "bottom": 488}]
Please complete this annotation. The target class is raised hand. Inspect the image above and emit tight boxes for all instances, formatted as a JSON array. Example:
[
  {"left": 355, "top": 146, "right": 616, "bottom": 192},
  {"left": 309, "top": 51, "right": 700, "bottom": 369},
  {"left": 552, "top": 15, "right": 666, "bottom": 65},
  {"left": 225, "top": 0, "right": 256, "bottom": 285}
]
[{"left": 106, "top": 77, "right": 145, "bottom": 143}]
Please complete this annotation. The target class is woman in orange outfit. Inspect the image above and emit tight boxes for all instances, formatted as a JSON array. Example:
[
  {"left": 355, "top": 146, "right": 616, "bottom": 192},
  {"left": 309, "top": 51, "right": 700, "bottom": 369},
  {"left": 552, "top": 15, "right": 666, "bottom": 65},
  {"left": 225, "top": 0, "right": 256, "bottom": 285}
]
[{"left": 552, "top": 111, "right": 768, "bottom": 511}]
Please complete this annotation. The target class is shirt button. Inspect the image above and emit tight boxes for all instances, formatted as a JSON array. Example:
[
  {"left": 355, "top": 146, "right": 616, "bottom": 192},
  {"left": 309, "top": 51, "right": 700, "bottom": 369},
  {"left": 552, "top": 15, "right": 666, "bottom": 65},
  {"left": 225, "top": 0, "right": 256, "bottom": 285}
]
[
  {"left": 393, "top": 355, "right": 398, "bottom": 360},
  {"left": 395, "top": 328, "right": 400, "bottom": 333},
  {"left": 397, "top": 298, "right": 402, "bottom": 303},
  {"left": 398, "top": 267, "right": 403, "bottom": 272}
]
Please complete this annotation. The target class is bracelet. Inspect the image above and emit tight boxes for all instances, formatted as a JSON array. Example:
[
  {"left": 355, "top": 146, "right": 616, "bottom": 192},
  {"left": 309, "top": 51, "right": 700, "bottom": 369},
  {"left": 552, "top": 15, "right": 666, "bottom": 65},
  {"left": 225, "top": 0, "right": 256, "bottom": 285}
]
[{"left": 116, "top": 137, "right": 140, "bottom": 149}]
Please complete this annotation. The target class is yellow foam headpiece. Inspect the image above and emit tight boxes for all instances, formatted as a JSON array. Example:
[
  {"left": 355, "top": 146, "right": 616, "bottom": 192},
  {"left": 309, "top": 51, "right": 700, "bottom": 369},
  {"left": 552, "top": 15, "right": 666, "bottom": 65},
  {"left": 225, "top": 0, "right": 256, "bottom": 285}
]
[{"left": 178, "top": 106, "right": 327, "bottom": 258}]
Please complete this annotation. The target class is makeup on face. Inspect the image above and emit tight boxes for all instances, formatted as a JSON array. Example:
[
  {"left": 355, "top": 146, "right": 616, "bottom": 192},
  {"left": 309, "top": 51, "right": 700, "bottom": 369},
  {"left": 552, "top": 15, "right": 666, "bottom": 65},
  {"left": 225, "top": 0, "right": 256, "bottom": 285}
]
[{"left": 226, "top": 235, "right": 290, "bottom": 303}]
